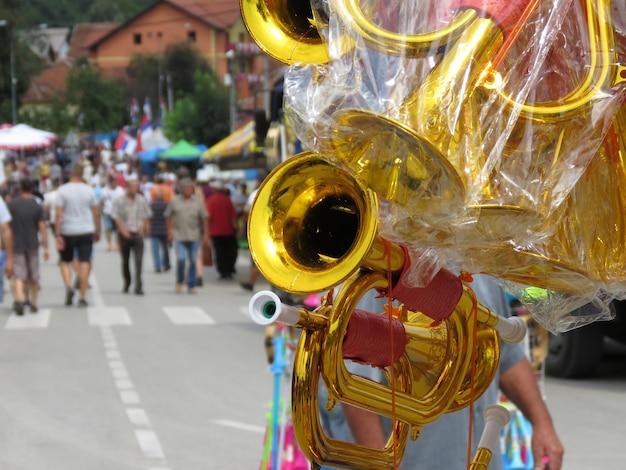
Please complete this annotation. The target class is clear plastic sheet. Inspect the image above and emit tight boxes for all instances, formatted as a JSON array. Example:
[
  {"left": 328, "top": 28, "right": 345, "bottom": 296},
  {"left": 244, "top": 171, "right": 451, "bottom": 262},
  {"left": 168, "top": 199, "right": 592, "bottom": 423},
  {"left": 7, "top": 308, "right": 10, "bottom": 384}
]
[{"left": 279, "top": 0, "right": 626, "bottom": 330}]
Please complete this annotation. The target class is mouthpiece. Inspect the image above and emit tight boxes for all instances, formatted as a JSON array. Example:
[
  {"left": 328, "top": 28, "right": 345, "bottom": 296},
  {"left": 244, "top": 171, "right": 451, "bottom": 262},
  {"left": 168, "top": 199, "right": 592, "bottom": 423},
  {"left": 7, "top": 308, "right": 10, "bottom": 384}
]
[
  {"left": 477, "top": 404, "right": 511, "bottom": 455},
  {"left": 495, "top": 316, "right": 527, "bottom": 344},
  {"left": 248, "top": 290, "right": 302, "bottom": 326}
]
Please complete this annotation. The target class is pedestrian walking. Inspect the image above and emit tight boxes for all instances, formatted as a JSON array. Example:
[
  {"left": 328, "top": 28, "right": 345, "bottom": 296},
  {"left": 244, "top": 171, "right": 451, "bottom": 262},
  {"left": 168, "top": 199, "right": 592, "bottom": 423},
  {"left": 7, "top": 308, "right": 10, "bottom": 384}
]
[
  {"left": 112, "top": 180, "right": 151, "bottom": 295},
  {"left": 206, "top": 182, "right": 238, "bottom": 280},
  {"left": 101, "top": 176, "right": 124, "bottom": 251},
  {"left": 0, "top": 195, "right": 14, "bottom": 303},
  {"left": 8, "top": 179, "right": 49, "bottom": 315},
  {"left": 149, "top": 188, "right": 170, "bottom": 273},
  {"left": 55, "top": 164, "right": 101, "bottom": 307},
  {"left": 165, "top": 178, "right": 207, "bottom": 294}
]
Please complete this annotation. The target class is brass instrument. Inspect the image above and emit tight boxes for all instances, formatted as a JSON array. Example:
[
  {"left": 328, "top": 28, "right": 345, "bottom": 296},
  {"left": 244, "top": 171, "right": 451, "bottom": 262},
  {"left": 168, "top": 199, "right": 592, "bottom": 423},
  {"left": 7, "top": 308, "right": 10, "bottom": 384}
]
[
  {"left": 249, "top": 277, "right": 525, "bottom": 469},
  {"left": 247, "top": 151, "right": 404, "bottom": 294},
  {"left": 240, "top": 0, "right": 479, "bottom": 65},
  {"left": 474, "top": 103, "right": 626, "bottom": 294}
]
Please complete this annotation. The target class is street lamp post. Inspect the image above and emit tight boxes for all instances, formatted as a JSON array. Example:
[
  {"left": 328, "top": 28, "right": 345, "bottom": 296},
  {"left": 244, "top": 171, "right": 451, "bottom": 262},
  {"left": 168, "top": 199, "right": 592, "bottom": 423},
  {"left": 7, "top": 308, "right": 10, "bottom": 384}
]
[{"left": 0, "top": 20, "right": 17, "bottom": 124}]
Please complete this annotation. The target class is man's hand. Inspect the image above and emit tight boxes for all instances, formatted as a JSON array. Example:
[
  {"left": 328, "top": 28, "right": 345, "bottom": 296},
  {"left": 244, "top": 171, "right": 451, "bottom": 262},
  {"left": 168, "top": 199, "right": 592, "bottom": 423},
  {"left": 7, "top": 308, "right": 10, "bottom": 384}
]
[
  {"left": 532, "top": 420, "right": 564, "bottom": 470},
  {"left": 55, "top": 236, "right": 65, "bottom": 251},
  {"left": 118, "top": 228, "right": 130, "bottom": 240},
  {"left": 94, "top": 231, "right": 101, "bottom": 242}
]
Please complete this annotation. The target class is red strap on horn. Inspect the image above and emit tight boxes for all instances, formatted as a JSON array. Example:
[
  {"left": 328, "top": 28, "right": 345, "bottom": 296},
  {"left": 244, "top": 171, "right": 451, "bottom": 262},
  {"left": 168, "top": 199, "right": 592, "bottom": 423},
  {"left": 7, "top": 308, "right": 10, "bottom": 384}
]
[
  {"left": 342, "top": 310, "right": 407, "bottom": 368},
  {"left": 388, "top": 250, "right": 463, "bottom": 322},
  {"left": 456, "top": 0, "right": 530, "bottom": 34}
]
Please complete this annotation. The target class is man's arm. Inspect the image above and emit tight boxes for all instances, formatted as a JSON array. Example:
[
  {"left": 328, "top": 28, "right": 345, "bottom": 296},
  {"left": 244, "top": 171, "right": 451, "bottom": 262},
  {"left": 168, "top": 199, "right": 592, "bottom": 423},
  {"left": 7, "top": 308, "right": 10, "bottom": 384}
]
[
  {"left": 39, "top": 220, "right": 49, "bottom": 261},
  {"left": 500, "top": 358, "right": 564, "bottom": 470},
  {"left": 92, "top": 204, "right": 101, "bottom": 241},
  {"left": 343, "top": 404, "right": 387, "bottom": 449},
  {"left": 0, "top": 223, "right": 13, "bottom": 277}
]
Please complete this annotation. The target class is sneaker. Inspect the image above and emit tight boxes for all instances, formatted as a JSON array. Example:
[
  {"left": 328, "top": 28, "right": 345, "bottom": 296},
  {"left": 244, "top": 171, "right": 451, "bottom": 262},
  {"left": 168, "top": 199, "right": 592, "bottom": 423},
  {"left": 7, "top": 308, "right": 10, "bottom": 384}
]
[
  {"left": 122, "top": 283, "right": 130, "bottom": 294},
  {"left": 29, "top": 303, "right": 38, "bottom": 314},
  {"left": 155, "top": 268, "right": 162, "bottom": 273},
  {"left": 188, "top": 288, "right": 197, "bottom": 295},
  {"left": 78, "top": 299, "right": 88, "bottom": 308},
  {"left": 14, "top": 302, "right": 24, "bottom": 316},
  {"left": 196, "top": 277, "right": 203, "bottom": 287},
  {"left": 240, "top": 281, "right": 254, "bottom": 292},
  {"left": 65, "top": 288, "right": 75, "bottom": 306},
  {"left": 175, "top": 284, "right": 183, "bottom": 294},
  {"left": 134, "top": 289, "right": 145, "bottom": 296}
]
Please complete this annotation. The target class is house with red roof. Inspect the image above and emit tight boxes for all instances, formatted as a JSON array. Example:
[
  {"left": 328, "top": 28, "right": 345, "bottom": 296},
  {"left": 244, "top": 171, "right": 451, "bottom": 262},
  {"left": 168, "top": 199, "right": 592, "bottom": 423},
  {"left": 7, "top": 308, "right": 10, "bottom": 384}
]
[{"left": 87, "top": 0, "right": 241, "bottom": 80}]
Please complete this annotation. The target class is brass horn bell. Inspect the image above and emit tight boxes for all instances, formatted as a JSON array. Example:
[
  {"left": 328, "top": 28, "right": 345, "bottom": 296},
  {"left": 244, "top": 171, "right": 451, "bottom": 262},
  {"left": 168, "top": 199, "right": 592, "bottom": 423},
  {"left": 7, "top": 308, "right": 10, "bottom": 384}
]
[{"left": 247, "top": 151, "right": 405, "bottom": 294}]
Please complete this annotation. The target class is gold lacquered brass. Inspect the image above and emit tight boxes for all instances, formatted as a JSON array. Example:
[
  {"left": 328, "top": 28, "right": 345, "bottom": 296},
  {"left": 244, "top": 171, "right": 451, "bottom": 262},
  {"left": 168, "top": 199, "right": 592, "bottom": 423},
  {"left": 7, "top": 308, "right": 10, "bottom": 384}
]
[
  {"left": 474, "top": 104, "right": 626, "bottom": 294},
  {"left": 290, "top": 273, "right": 502, "bottom": 469},
  {"left": 247, "top": 152, "right": 404, "bottom": 294},
  {"left": 469, "top": 448, "right": 493, "bottom": 470},
  {"left": 331, "top": 17, "right": 501, "bottom": 210},
  {"left": 321, "top": 272, "right": 500, "bottom": 427},
  {"left": 484, "top": 0, "right": 621, "bottom": 120},
  {"left": 240, "top": 0, "right": 329, "bottom": 64}
]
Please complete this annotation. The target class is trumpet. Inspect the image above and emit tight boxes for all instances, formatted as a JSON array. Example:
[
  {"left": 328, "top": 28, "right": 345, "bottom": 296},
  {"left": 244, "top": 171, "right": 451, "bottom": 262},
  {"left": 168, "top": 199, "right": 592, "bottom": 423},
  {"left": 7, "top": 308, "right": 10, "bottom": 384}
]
[{"left": 249, "top": 277, "right": 526, "bottom": 469}]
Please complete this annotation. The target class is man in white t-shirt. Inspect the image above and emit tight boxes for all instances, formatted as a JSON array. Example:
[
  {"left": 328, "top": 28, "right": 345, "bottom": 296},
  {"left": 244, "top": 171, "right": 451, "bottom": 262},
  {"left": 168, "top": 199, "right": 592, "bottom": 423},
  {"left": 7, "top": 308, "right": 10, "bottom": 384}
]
[
  {"left": 0, "top": 195, "right": 14, "bottom": 302},
  {"left": 55, "top": 164, "right": 101, "bottom": 307},
  {"left": 100, "top": 176, "right": 125, "bottom": 251}
]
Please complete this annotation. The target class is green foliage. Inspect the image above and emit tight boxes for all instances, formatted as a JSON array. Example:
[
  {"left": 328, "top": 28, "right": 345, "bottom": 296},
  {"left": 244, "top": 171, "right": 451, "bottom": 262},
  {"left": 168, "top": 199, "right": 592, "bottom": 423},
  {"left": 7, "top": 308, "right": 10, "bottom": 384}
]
[
  {"left": 19, "top": 0, "right": 154, "bottom": 27},
  {"left": 65, "top": 59, "right": 126, "bottom": 132},
  {"left": 163, "top": 43, "right": 209, "bottom": 99},
  {"left": 125, "top": 53, "right": 161, "bottom": 116},
  {"left": 0, "top": 6, "right": 45, "bottom": 122},
  {"left": 19, "top": 98, "right": 74, "bottom": 134},
  {"left": 164, "top": 70, "right": 229, "bottom": 146}
]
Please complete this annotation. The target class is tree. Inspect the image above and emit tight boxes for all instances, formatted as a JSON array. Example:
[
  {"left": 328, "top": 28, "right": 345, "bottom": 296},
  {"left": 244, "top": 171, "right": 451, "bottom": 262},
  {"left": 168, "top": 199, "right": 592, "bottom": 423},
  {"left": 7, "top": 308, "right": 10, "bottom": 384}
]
[
  {"left": 19, "top": 98, "right": 73, "bottom": 134},
  {"left": 0, "top": 1, "right": 45, "bottom": 122},
  {"left": 164, "top": 70, "right": 229, "bottom": 146},
  {"left": 163, "top": 43, "right": 208, "bottom": 99},
  {"left": 65, "top": 58, "right": 126, "bottom": 132},
  {"left": 125, "top": 53, "right": 161, "bottom": 117}
]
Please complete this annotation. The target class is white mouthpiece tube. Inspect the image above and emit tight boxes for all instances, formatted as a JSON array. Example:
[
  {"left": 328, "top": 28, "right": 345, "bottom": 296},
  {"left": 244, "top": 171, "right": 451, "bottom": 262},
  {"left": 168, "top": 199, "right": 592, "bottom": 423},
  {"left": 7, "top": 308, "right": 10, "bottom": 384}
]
[
  {"left": 477, "top": 405, "right": 511, "bottom": 455},
  {"left": 249, "top": 290, "right": 302, "bottom": 326},
  {"left": 495, "top": 316, "right": 527, "bottom": 344}
]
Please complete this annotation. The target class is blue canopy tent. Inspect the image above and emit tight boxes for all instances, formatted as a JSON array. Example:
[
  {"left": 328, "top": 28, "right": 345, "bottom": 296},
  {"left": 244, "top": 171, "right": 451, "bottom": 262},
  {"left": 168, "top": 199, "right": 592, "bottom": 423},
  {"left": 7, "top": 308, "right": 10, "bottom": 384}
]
[{"left": 138, "top": 147, "right": 165, "bottom": 177}]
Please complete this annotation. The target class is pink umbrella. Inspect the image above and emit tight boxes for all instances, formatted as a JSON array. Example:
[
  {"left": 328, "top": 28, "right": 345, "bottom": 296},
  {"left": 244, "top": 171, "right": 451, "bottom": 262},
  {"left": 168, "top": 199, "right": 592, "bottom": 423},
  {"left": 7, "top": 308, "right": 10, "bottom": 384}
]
[{"left": 0, "top": 124, "right": 56, "bottom": 151}]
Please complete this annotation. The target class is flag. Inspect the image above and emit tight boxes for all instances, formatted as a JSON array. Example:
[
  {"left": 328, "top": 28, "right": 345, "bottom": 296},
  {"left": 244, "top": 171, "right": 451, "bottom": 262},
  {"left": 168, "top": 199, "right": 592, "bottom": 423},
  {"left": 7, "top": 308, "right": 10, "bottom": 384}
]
[
  {"left": 114, "top": 128, "right": 128, "bottom": 151},
  {"left": 130, "top": 98, "right": 140, "bottom": 125},
  {"left": 143, "top": 97, "right": 152, "bottom": 122}
]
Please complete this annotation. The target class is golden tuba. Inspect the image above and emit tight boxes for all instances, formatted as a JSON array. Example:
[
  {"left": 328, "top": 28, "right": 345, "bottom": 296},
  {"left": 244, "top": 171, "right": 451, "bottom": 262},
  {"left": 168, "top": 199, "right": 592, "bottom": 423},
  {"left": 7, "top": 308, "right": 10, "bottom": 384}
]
[
  {"left": 329, "top": 0, "right": 624, "bottom": 241},
  {"left": 249, "top": 275, "right": 525, "bottom": 469}
]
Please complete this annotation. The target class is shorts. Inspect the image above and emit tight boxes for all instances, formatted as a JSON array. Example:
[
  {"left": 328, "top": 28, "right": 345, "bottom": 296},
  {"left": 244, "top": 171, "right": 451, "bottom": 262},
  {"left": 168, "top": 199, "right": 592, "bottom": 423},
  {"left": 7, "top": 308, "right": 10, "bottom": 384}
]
[
  {"left": 103, "top": 214, "right": 116, "bottom": 232},
  {"left": 14, "top": 250, "right": 40, "bottom": 283},
  {"left": 60, "top": 234, "right": 93, "bottom": 263}
]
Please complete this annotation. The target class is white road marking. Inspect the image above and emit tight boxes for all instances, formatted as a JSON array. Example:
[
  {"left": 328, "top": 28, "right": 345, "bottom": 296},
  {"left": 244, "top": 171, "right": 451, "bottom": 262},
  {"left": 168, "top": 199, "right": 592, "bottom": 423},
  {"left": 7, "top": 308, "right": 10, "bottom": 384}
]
[
  {"left": 108, "top": 360, "right": 127, "bottom": 371},
  {"left": 112, "top": 369, "right": 129, "bottom": 379},
  {"left": 120, "top": 390, "right": 141, "bottom": 405},
  {"left": 115, "top": 379, "right": 134, "bottom": 390},
  {"left": 106, "top": 350, "right": 121, "bottom": 359},
  {"left": 213, "top": 419, "right": 265, "bottom": 434},
  {"left": 88, "top": 307, "right": 132, "bottom": 326},
  {"left": 163, "top": 306, "right": 215, "bottom": 325},
  {"left": 126, "top": 408, "right": 151, "bottom": 427},
  {"left": 135, "top": 430, "right": 165, "bottom": 459},
  {"left": 5, "top": 309, "right": 51, "bottom": 330}
]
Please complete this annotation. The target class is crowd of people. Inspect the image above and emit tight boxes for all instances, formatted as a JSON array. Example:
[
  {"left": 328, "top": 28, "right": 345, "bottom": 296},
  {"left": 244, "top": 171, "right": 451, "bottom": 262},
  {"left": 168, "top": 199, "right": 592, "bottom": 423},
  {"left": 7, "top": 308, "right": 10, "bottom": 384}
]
[{"left": 0, "top": 149, "right": 259, "bottom": 314}]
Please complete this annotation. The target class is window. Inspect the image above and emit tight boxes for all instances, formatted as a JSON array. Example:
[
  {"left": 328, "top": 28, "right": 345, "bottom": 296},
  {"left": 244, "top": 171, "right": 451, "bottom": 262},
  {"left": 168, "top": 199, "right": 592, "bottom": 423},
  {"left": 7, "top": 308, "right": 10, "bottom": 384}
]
[
  {"left": 157, "top": 32, "right": 163, "bottom": 39},
  {"left": 187, "top": 31, "right": 196, "bottom": 42},
  {"left": 133, "top": 33, "right": 142, "bottom": 45}
]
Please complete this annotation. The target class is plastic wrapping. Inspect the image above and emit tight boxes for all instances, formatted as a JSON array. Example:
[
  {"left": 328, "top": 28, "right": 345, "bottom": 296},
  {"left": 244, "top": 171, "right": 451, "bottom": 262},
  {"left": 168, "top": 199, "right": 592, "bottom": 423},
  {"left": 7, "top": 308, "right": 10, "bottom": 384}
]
[{"left": 277, "top": 0, "right": 626, "bottom": 331}]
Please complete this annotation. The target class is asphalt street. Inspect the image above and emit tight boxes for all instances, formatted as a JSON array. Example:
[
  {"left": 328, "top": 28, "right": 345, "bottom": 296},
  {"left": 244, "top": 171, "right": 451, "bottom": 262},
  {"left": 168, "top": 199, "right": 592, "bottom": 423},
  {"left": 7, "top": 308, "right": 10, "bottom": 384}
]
[{"left": 0, "top": 244, "right": 623, "bottom": 469}]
